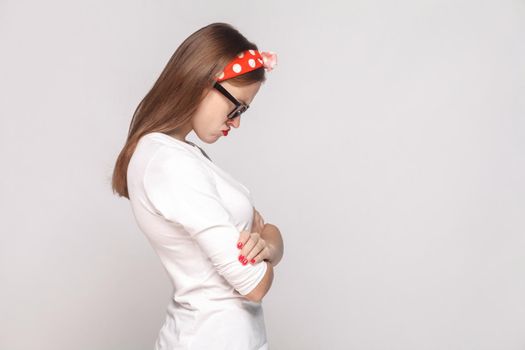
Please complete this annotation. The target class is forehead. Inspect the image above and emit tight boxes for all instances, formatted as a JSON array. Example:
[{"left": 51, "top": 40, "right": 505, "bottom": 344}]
[{"left": 221, "top": 81, "right": 262, "bottom": 104}]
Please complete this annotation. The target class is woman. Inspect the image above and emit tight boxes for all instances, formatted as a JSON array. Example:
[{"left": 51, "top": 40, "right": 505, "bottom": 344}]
[{"left": 111, "top": 22, "right": 284, "bottom": 350}]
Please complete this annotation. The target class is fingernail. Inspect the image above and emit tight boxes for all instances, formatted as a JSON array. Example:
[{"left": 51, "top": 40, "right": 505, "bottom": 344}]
[
  {"left": 237, "top": 242, "right": 243, "bottom": 249},
  {"left": 250, "top": 259, "right": 256, "bottom": 264},
  {"left": 242, "top": 258, "right": 248, "bottom": 265},
  {"left": 239, "top": 255, "right": 244, "bottom": 261}
]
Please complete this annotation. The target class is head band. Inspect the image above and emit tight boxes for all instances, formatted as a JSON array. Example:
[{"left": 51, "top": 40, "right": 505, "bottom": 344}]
[{"left": 215, "top": 49, "right": 277, "bottom": 82}]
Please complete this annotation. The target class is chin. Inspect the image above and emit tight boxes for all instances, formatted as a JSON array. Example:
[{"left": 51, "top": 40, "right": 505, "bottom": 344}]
[{"left": 201, "top": 134, "right": 220, "bottom": 144}]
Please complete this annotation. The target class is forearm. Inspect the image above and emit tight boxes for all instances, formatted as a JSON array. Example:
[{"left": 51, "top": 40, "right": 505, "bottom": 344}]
[{"left": 261, "top": 223, "right": 284, "bottom": 267}]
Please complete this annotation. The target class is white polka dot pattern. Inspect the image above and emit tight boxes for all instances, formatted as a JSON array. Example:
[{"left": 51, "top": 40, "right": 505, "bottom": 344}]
[
  {"left": 232, "top": 63, "right": 242, "bottom": 73},
  {"left": 215, "top": 49, "right": 277, "bottom": 82}
]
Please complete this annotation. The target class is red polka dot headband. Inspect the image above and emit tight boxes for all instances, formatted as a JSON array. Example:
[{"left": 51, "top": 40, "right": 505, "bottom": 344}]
[{"left": 215, "top": 49, "right": 277, "bottom": 82}]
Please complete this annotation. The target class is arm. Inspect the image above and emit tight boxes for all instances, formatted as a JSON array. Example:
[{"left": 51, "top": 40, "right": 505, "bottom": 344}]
[
  {"left": 243, "top": 224, "right": 283, "bottom": 302},
  {"left": 260, "top": 223, "right": 284, "bottom": 267},
  {"left": 244, "top": 261, "right": 274, "bottom": 303},
  {"left": 251, "top": 208, "right": 284, "bottom": 267},
  {"left": 143, "top": 147, "right": 268, "bottom": 297}
]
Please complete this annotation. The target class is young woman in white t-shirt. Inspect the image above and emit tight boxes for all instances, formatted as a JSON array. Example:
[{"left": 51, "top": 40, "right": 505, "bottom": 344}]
[{"left": 111, "top": 22, "right": 284, "bottom": 350}]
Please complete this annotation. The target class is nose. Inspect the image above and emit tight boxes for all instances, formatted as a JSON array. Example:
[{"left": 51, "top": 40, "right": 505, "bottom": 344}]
[{"left": 227, "top": 116, "right": 241, "bottom": 128}]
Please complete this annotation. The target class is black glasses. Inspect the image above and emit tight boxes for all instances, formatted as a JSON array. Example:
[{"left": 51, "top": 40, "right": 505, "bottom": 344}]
[{"left": 213, "top": 82, "right": 250, "bottom": 120}]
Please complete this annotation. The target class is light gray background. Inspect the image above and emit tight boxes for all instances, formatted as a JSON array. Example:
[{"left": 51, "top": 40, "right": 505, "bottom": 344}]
[{"left": 1, "top": 0, "right": 524, "bottom": 349}]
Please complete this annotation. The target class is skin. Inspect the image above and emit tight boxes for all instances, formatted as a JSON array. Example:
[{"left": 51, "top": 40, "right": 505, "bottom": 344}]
[
  {"left": 239, "top": 208, "right": 283, "bottom": 267},
  {"left": 169, "top": 79, "right": 284, "bottom": 297},
  {"left": 169, "top": 80, "right": 263, "bottom": 143}
]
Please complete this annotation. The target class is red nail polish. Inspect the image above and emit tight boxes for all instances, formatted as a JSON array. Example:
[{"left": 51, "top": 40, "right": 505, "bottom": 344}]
[
  {"left": 250, "top": 259, "right": 256, "bottom": 264},
  {"left": 237, "top": 242, "right": 243, "bottom": 249},
  {"left": 242, "top": 258, "right": 248, "bottom": 265},
  {"left": 239, "top": 255, "right": 244, "bottom": 261}
]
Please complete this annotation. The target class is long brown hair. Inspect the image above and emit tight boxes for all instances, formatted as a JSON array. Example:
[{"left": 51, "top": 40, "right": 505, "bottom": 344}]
[{"left": 111, "top": 22, "right": 266, "bottom": 199}]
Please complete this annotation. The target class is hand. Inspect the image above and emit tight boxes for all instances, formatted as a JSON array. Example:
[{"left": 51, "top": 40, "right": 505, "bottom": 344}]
[{"left": 236, "top": 228, "right": 271, "bottom": 266}]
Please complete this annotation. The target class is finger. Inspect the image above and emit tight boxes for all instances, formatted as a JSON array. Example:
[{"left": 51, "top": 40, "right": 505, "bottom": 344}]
[
  {"left": 240, "top": 232, "right": 259, "bottom": 258},
  {"left": 239, "top": 233, "right": 260, "bottom": 263},
  {"left": 245, "top": 238, "right": 266, "bottom": 262},
  {"left": 250, "top": 245, "right": 270, "bottom": 265},
  {"left": 236, "top": 230, "right": 250, "bottom": 249}
]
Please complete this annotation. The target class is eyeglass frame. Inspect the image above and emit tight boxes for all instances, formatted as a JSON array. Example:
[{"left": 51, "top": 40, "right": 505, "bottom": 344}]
[{"left": 213, "top": 81, "right": 250, "bottom": 120}]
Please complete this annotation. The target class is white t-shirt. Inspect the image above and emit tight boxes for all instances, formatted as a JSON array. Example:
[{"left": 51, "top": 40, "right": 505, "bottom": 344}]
[{"left": 127, "top": 132, "right": 269, "bottom": 350}]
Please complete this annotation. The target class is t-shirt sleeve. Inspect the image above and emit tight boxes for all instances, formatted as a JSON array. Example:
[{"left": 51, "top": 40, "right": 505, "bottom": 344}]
[{"left": 142, "top": 147, "right": 267, "bottom": 296}]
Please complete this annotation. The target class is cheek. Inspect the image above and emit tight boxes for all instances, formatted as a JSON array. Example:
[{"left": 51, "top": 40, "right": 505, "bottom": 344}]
[
  {"left": 207, "top": 107, "right": 229, "bottom": 124},
  {"left": 194, "top": 96, "right": 229, "bottom": 127},
  {"left": 206, "top": 95, "right": 231, "bottom": 118},
  {"left": 193, "top": 110, "right": 226, "bottom": 131}
]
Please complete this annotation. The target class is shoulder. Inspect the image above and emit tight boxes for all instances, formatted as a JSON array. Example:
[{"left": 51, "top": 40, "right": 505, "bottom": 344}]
[
  {"left": 143, "top": 144, "right": 214, "bottom": 187},
  {"left": 138, "top": 132, "right": 189, "bottom": 153}
]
